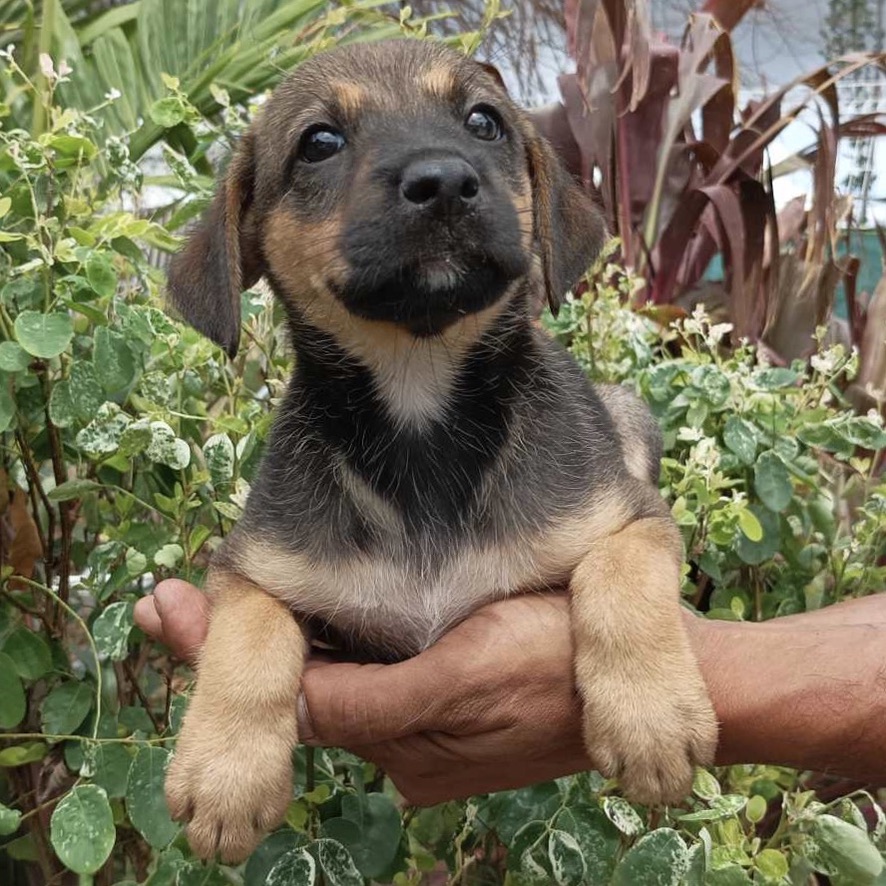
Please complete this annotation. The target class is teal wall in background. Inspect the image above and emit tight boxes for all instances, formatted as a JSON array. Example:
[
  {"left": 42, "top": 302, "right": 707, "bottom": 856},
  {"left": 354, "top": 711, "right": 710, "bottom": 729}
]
[{"left": 704, "top": 229, "right": 883, "bottom": 320}]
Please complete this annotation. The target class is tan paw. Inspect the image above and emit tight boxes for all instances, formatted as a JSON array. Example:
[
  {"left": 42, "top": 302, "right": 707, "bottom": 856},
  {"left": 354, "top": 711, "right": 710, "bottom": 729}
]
[
  {"left": 166, "top": 715, "right": 295, "bottom": 863},
  {"left": 579, "top": 667, "right": 718, "bottom": 807}
]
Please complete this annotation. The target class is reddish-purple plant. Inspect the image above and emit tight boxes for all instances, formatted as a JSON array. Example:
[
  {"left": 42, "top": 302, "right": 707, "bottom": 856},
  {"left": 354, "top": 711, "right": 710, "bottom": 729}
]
[{"left": 537, "top": 0, "right": 885, "bottom": 399}]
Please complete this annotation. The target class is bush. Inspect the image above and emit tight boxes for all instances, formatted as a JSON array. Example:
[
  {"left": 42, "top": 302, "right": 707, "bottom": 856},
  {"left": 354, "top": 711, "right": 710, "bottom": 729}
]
[{"left": 1, "top": 24, "right": 886, "bottom": 886}]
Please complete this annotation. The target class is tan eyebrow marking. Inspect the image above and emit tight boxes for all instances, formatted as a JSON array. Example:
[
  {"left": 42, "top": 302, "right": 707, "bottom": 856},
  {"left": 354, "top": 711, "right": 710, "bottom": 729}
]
[
  {"left": 331, "top": 80, "right": 368, "bottom": 115},
  {"left": 418, "top": 65, "right": 457, "bottom": 99}
]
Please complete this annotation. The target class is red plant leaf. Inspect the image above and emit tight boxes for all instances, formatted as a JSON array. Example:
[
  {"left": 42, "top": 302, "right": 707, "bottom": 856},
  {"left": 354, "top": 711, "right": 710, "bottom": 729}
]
[{"left": 699, "top": 0, "right": 760, "bottom": 32}]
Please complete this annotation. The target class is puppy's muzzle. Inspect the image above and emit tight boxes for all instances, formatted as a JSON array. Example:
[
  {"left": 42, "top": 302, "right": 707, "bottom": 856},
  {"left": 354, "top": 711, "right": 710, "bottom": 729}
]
[
  {"left": 400, "top": 155, "right": 481, "bottom": 219},
  {"left": 334, "top": 143, "right": 528, "bottom": 335}
]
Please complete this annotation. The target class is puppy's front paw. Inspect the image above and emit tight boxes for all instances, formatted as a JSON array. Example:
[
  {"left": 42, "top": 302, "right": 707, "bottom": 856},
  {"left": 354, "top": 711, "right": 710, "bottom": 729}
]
[
  {"left": 166, "top": 712, "right": 295, "bottom": 863},
  {"left": 578, "top": 663, "right": 717, "bottom": 807}
]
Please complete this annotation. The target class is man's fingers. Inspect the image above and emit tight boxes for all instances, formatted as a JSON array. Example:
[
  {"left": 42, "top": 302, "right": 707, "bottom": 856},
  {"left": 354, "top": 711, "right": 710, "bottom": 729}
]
[
  {"left": 298, "top": 657, "right": 452, "bottom": 748},
  {"left": 133, "top": 595, "right": 163, "bottom": 640},
  {"left": 134, "top": 579, "right": 211, "bottom": 664}
]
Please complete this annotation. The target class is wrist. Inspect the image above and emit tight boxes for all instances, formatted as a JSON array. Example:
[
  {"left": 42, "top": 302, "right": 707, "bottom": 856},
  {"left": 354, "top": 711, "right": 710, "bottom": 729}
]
[{"left": 685, "top": 609, "right": 886, "bottom": 780}]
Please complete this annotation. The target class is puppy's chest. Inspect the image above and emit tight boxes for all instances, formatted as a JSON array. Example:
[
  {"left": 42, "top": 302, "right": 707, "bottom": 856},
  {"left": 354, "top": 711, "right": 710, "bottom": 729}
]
[{"left": 229, "top": 517, "right": 591, "bottom": 660}]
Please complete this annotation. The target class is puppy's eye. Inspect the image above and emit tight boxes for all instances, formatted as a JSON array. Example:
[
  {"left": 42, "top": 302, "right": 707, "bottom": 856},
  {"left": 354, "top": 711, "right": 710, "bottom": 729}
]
[
  {"left": 465, "top": 106, "right": 503, "bottom": 141},
  {"left": 299, "top": 126, "right": 346, "bottom": 163}
]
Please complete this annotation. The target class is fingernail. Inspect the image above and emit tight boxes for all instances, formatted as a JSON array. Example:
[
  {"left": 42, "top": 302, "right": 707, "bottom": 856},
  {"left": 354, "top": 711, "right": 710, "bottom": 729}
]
[{"left": 297, "top": 692, "right": 318, "bottom": 746}]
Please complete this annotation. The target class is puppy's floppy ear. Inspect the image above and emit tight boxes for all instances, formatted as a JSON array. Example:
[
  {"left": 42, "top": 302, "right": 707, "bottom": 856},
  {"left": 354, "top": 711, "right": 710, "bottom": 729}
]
[
  {"left": 167, "top": 131, "right": 264, "bottom": 357},
  {"left": 478, "top": 61, "right": 508, "bottom": 92},
  {"left": 522, "top": 125, "right": 606, "bottom": 314}
]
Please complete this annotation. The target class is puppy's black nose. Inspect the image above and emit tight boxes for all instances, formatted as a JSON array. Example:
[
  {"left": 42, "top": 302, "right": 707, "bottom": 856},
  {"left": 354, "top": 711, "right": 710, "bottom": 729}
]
[{"left": 400, "top": 157, "right": 480, "bottom": 213}]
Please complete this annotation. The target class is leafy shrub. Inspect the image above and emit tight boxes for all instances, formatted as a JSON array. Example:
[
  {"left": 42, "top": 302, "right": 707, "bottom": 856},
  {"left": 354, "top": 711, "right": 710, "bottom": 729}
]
[{"left": 0, "top": 18, "right": 885, "bottom": 886}]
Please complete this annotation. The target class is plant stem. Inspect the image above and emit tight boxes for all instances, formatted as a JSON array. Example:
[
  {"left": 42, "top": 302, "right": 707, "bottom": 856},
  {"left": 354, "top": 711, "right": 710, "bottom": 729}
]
[
  {"left": 14, "top": 577, "right": 102, "bottom": 742},
  {"left": 14, "top": 428, "right": 55, "bottom": 591}
]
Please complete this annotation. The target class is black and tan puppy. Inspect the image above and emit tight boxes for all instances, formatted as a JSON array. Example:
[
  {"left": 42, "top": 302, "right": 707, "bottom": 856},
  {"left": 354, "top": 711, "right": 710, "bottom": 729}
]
[{"left": 165, "top": 38, "right": 717, "bottom": 862}]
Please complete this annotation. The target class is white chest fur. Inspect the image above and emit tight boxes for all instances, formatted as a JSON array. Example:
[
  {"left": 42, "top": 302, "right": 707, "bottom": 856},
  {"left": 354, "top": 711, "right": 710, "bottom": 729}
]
[{"left": 232, "top": 499, "right": 620, "bottom": 657}]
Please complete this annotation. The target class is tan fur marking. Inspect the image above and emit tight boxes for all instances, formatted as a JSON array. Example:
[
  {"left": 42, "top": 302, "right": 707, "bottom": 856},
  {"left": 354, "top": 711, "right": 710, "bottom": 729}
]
[
  {"left": 570, "top": 514, "right": 718, "bottom": 805},
  {"left": 332, "top": 80, "right": 368, "bottom": 115},
  {"left": 418, "top": 65, "right": 457, "bottom": 98},
  {"left": 263, "top": 209, "right": 348, "bottom": 293},
  {"left": 165, "top": 572, "right": 307, "bottom": 863},
  {"left": 596, "top": 384, "right": 653, "bottom": 483},
  {"left": 264, "top": 207, "right": 516, "bottom": 427},
  {"left": 231, "top": 493, "right": 631, "bottom": 656}
]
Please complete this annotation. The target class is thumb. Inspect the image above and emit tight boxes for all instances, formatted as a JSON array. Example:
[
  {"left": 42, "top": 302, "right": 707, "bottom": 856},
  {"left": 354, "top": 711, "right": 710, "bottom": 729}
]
[{"left": 298, "top": 658, "right": 443, "bottom": 747}]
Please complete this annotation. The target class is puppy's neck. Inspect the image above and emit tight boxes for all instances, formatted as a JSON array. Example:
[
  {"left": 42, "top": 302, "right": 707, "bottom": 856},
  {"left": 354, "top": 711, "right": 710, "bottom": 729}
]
[
  {"left": 280, "top": 286, "right": 539, "bottom": 530},
  {"left": 287, "top": 284, "right": 518, "bottom": 430}
]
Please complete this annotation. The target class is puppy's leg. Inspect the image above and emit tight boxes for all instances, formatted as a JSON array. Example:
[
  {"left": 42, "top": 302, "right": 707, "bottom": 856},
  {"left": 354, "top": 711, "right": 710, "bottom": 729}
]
[
  {"left": 165, "top": 570, "right": 306, "bottom": 863},
  {"left": 571, "top": 505, "right": 717, "bottom": 805}
]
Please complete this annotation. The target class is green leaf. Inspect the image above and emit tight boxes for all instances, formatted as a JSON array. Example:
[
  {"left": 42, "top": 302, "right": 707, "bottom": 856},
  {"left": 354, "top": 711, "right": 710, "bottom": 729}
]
[
  {"left": 2, "top": 626, "right": 53, "bottom": 680},
  {"left": 267, "top": 847, "right": 316, "bottom": 886},
  {"left": 548, "top": 829, "right": 586, "bottom": 886},
  {"left": 603, "top": 796, "right": 645, "bottom": 837},
  {"left": 611, "top": 828, "right": 690, "bottom": 886},
  {"left": 753, "top": 367, "right": 800, "bottom": 390},
  {"left": 41, "top": 681, "right": 94, "bottom": 738},
  {"left": 745, "top": 795, "right": 767, "bottom": 824},
  {"left": 736, "top": 507, "right": 763, "bottom": 542},
  {"left": 810, "top": 814, "right": 884, "bottom": 883},
  {"left": 93, "top": 601, "right": 135, "bottom": 661},
  {"left": 48, "top": 479, "right": 101, "bottom": 501},
  {"left": 204, "top": 433, "right": 235, "bottom": 486},
  {"left": 94, "top": 326, "right": 137, "bottom": 392},
  {"left": 86, "top": 253, "right": 117, "bottom": 299},
  {"left": 754, "top": 451, "right": 793, "bottom": 512},
  {"left": 149, "top": 96, "right": 188, "bottom": 128},
  {"left": 0, "top": 742, "right": 47, "bottom": 767},
  {"left": 245, "top": 830, "right": 307, "bottom": 886},
  {"left": 722, "top": 416, "right": 757, "bottom": 465},
  {"left": 734, "top": 504, "right": 780, "bottom": 565},
  {"left": 93, "top": 742, "right": 133, "bottom": 799},
  {"left": 118, "top": 419, "right": 153, "bottom": 458},
  {"left": 126, "top": 745, "right": 179, "bottom": 849},
  {"left": 509, "top": 820, "right": 552, "bottom": 883},
  {"left": 176, "top": 861, "right": 231, "bottom": 885},
  {"left": 14, "top": 311, "right": 74, "bottom": 359},
  {"left": 49, "top": 380, "right": 78, "bottom": 428},
  {"left": 312, "top": 838, "right": 363, "bottom": 886},
  {"left": 142, "top": 847, "right": 186, "bottom": 886},
  {"left": 0, "top": 652, "right": 26, "bottom": 728},
  {"left": 125, "top": 548, "right": 148, "bottom": 576},
  {"left": 146, "top": 421, "right": 191, "bottom": 470},
  {"left": 0, "top": 802, "right": 22, "bottom": 836},
  {"left": 0, "top": 378, "right": 13, "bottom": 433},
  {"left": 76, "top": 402, "right": 131, "bottom": 456},
  {"left": 0, "top": 341, "right": 31, "bottom": 371},
  {"left": 705, "top": 864, "right": 753, "bottom": 885},
  {"left": 755, "top": 848, "right": 789, "bottom": 881},
  {"left": 322, "top": 793, "right": 402, "bottom": 879},
  {"left": 50, "top": 785, "right": 115, "bottom": 875},
  {"left": 678, "top": 794, "right": 746, "bottom": 822},
  {"left": 154, "top": 543, "right": 183, "bottom": 569},
  {"left": 692, "top": 769, "right": 721, "bottom": 800},
  {"left": 4, "top": 833, "right": 37, "bottom": 861},
  {"left": 690, "top": 365, "right": 731, "bottom": 407},
  {"left": 557, "top": 805, "right": 620, "bottom": 884},
  {"left": 68, "top": 361, "right": 105, "bottom": 421}
]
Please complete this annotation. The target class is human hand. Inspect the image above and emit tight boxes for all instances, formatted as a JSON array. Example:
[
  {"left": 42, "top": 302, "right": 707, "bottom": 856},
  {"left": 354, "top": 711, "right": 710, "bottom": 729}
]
[
  {"left": 136, "top": 580, "right": 886, "bottom": 801},
  {"left": 135, "top": 581, "right": 592, "bottom": 803}
]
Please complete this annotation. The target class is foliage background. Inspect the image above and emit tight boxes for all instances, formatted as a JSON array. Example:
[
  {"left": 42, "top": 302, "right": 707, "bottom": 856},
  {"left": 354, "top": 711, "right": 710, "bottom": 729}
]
[{"left": 0, "top": 1, "right": 885, "bottom": 884}]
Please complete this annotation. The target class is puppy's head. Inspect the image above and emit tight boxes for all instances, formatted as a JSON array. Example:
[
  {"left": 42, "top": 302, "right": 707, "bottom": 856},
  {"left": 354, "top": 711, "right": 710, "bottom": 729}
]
[{"left": 168, "top": 39, "right": 604, "bottom": 355}]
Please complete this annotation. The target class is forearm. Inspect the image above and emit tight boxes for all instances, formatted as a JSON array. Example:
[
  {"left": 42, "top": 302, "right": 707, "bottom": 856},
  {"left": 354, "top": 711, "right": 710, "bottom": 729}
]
[{"left": 688, "top": 598, "right": 886, "bottom": 782}]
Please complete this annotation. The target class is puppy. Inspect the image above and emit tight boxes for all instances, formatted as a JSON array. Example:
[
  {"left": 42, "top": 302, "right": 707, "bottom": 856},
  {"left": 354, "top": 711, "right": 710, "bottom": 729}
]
[{"left": 165, "top": 38, "right": 717, "bottom": 863}]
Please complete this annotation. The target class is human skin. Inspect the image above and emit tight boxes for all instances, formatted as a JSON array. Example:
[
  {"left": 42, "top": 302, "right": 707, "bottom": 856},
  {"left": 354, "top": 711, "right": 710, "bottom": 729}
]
[{"left": 135, "top": 580, "right": 886, "bottom": 804}]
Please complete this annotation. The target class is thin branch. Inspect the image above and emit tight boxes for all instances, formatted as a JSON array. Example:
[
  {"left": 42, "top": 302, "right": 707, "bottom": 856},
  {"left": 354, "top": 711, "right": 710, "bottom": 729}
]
[{"left": 14, "top": 428, "right": 54, "bottom": 589}]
